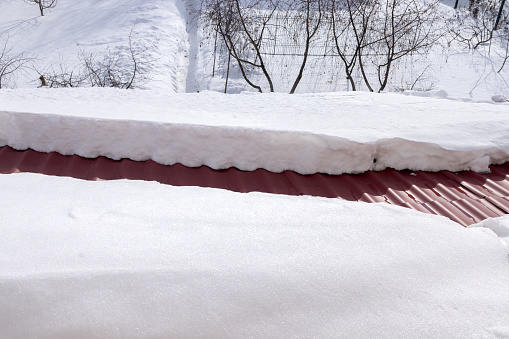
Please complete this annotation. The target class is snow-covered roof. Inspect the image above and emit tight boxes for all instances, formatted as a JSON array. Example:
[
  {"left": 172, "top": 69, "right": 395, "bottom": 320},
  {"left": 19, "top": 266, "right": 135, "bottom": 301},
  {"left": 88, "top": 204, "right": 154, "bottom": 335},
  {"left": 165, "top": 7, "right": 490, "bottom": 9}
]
[
  {"left": 2, "top": 145, "right": 508, "bottom": 226},
  {"left": 1, "top": 0, "right": 509, "bottom": 337}
]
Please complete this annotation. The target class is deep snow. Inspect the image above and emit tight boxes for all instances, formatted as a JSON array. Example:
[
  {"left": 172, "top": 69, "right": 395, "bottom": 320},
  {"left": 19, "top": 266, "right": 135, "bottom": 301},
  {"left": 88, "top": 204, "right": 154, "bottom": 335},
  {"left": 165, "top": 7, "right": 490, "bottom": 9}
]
[
  {"left": 0, "top": 0, "right": 189, "bottom": 92},
  {"left": 0, "top": 0, "right": 508, "bottom": 98},
  {"left": 1, "top": 173, "right": 509, "bottom": 338},
  {"left": 0, "top": 0, "right": 508, "bottom": 175},
  {"left": 1, "top": 0, "right": 509, "bottom": 337},
  {"left": 1, "top": 88, "right": 508, "bottom": 174}
]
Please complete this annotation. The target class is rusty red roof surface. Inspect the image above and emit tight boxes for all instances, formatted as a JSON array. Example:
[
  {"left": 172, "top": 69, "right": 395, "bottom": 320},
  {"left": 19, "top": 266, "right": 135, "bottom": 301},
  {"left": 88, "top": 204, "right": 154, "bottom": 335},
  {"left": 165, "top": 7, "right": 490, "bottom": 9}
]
[{"left": 1, "top": 145, "right": 508, "bottom": 226}]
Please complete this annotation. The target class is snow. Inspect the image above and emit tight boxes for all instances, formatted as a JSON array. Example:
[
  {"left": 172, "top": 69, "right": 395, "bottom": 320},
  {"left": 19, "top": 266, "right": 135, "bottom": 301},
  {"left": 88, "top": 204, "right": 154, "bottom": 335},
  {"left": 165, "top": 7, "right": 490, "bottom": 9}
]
[
  {"left": 0, "top": 0, "right": 508, "bottom": 176},
  {"left": 1, "top": 0, "right": 509, "bottom": 337},
  {"left": 1, "top": 0, "right": 508, "bottom": 175},
  {"left": 1, "top": 173, "right": 509, "bottom": 338},
  {"left": 0, "top": 0, "right": 189, "bottom": 92},
  {"left": 471, "top": 216, "right": 509, "bottom": 251},
  {"left": 1, "top": 88, "right": 508, "bottom": 174}
]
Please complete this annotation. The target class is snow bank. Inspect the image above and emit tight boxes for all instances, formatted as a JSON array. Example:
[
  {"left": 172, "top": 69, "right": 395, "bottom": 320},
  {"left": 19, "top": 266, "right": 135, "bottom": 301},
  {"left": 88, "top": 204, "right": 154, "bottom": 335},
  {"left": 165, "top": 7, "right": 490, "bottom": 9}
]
[
  {"left": 1, "top": 173, "right": 509, "bottom": 338},
  {"left": 1, "top": 88, "right": 508, "bottom": 174}
]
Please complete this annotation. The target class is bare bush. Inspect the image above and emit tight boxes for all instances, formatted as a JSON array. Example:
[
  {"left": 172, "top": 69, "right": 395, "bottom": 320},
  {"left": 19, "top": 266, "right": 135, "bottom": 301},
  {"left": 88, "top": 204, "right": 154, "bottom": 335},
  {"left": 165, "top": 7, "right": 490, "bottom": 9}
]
[
  {"left": 34, "top": 54, "right": 86, "bottom": 87},
  {"left": 33, "top": 29, "right": 150, "bottom": 89},
  {"left": 451, "top": 0, "right": 498, "bottom": 49},
  {"left": 450, "top": 0, "right": 508, "bottom": 72},
  {"left": 452, "top": 0, "right": 508, "bottom": 47},
  {"left": 80, "top": 31, "right": 149, "bottom": 89},
  {"left": 0, "top": 38, "right": 33, "bottom": 88}
]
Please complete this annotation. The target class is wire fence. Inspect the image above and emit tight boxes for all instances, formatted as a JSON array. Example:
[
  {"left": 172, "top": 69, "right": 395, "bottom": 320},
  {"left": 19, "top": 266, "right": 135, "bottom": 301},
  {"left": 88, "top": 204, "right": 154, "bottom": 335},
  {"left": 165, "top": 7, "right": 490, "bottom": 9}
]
[{"left": 208, "top": 12, "right": 435, "bottom": 93}]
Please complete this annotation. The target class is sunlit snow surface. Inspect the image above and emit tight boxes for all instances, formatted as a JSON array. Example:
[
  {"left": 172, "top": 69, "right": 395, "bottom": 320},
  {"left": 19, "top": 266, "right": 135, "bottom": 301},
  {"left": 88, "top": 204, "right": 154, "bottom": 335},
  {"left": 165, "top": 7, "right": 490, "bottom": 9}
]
[
  {"left": 0, "top": 0, "right": 508, "bottom": 175},
  {"left": 1, "top": 173, "right": 509, "bottom": 338},
  {"left": 1, "top": 88, "right": 508, "bottom": 174},
  {"left": 1, "top": 0, "right": 509, "bottom": 337}
]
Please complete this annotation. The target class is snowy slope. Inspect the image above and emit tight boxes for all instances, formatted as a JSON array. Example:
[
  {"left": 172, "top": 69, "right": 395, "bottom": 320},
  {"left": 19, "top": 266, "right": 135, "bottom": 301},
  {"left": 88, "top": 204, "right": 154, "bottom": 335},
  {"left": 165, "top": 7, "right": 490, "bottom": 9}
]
[
  {"left": 0, "top": 0, "right": 507, "bottom": 176},
  {"left": 1, "top": 173, "right": 509, "bottom": 338},
  {"left": 0, "top": 0, "right": 189, "bottom": 92}
]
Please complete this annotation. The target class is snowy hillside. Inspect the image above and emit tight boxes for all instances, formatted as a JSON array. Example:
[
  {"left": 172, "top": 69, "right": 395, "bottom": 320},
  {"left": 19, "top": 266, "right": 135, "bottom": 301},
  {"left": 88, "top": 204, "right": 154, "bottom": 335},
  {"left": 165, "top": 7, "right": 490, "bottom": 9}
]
[
  {"left": 0, "top": 0, "right": 189, "bottom": 92},
  {"left": 0, "top": 0, "right": 508, "bottom": 98}
]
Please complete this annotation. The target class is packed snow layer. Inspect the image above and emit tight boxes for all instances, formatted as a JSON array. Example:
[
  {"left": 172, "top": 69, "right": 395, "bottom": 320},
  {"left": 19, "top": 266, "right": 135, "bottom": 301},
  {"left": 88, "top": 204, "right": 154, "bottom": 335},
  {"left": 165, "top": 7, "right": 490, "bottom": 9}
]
[
  {"left": 1, "top": 88, "right": 508, "bottom": 174},
  {"left": 1, "top": 173, "right": 509, "bottom": 338}
]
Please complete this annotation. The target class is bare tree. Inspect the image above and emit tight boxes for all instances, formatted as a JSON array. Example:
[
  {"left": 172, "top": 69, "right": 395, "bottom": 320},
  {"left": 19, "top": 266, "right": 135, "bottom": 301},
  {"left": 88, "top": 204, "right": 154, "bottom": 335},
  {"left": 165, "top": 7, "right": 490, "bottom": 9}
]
[
  {"left": 289, "top": 0, "right": 324, "bottom": 94},
  {"left": 23, "top": 0, "right": 57, "bottom": 16},
  {"left": 200, "top": 0, "right": 443, "bottom": 93},
  {"left": 362, "top": 0, "right": 442, "bottom": 92},
  {"left": 0, "top": 38, "right": 33, "bottom": 88},
  {"left": 200, "top": 0, "right": 277, "bottom": 92},
  {"left": 327, "top": 0, "right": 377, "bottom": 91}
]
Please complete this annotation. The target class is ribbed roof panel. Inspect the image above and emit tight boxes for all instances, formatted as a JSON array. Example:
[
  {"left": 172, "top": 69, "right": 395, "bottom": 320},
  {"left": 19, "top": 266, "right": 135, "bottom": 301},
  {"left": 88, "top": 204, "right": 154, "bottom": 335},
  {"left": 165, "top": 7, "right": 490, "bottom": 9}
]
[{"left": 1, "top": 146, "right": 508, "bottom": 226}]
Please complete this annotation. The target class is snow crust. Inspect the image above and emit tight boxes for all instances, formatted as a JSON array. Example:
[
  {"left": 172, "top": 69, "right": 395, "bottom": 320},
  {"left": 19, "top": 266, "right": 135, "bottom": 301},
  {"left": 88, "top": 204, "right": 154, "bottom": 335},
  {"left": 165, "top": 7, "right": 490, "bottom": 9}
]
[
  {"left": 1, "top": 88, "right": 508, "bottom": 174},
  {"left": 1, "top": 173, "right": 509, "bottom": 338}
]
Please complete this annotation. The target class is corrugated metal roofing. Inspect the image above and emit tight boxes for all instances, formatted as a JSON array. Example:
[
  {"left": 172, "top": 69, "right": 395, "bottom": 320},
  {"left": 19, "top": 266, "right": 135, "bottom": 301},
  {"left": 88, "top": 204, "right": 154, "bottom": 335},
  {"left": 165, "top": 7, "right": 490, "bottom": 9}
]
[{"left": 1, "top": 145, "right": 508, "bottom": 226}]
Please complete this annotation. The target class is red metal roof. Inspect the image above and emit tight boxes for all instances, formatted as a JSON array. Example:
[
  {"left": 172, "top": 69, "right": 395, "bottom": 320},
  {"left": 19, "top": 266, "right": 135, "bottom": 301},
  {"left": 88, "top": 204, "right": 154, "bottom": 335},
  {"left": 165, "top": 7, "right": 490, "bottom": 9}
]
[{"left": 1, "top": 145, "right": 508, "bottom": 226}]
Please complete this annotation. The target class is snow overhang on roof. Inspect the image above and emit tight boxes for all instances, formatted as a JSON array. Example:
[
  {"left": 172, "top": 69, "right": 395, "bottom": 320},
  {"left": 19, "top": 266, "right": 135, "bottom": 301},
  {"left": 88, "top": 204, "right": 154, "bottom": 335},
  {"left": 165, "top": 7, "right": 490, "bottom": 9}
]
[{"left": 1, "top": 145, "right": 508, "bottom": 227}]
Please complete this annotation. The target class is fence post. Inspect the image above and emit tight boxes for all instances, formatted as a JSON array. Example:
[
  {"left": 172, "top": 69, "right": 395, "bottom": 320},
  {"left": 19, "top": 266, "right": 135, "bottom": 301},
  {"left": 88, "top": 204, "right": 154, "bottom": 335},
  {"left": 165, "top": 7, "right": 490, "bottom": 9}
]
[
  {"left": 224, "top": 53, "right": 231, "bottom": 94},
  {"left": 494, "top": 0, "right": 507, "bottom": 30},
  {"left": 273, "top": 13, "right": 278, "bottom": 55},
  {"left": 212, "top": 27, "right": 218, "bottom": 76}
]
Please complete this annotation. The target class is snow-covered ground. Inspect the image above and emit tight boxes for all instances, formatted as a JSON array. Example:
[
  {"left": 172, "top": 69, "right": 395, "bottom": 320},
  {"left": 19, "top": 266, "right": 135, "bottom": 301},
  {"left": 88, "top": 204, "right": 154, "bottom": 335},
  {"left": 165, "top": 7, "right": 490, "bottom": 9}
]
[
  {"left": 1, "top": 173, "right": 509, "bottom": 338},
  {"left": 0, "top": 0, "right": 189, "bottom": 92},
  {"left": 1, "top": 0, "right": 509, "bottom": 337}
]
